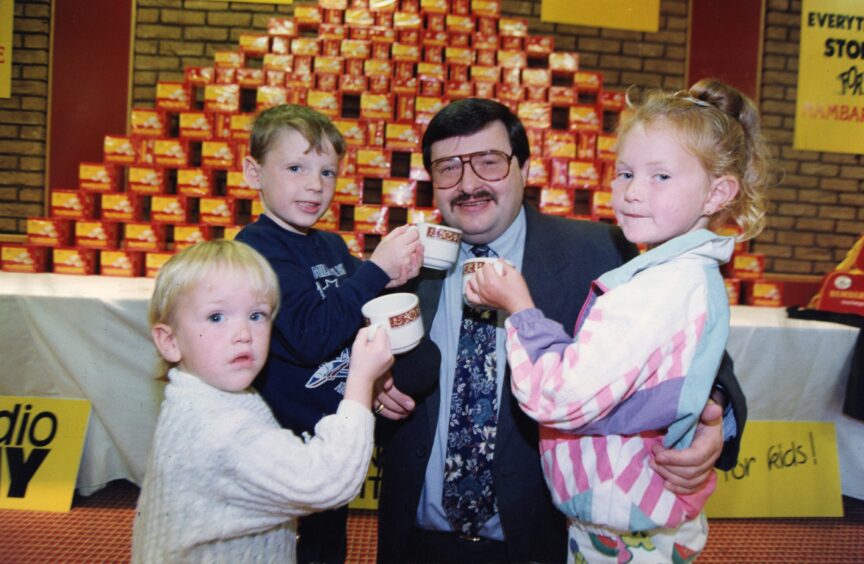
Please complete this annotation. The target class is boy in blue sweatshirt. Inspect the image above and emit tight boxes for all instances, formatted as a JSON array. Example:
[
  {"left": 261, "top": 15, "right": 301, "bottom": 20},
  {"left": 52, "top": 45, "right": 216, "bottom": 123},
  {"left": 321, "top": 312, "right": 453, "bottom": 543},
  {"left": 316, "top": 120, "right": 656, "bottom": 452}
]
[{"left": 237, "top": 104, "right": 421, "bottom": 563}]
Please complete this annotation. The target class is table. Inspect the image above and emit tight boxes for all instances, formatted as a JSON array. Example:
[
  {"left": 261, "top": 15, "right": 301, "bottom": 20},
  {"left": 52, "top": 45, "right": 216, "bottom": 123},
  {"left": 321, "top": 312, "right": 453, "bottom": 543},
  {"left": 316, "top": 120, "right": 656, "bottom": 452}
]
[{"left": 1, "top": 273, "right": 862, "bottom": 498}]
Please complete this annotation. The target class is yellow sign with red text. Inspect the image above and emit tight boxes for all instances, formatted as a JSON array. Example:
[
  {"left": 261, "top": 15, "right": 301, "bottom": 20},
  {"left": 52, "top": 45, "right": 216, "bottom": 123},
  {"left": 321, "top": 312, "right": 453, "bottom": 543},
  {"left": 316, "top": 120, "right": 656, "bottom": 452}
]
[
  {"left": 0, "top": 0, "right": 13, "bottom": 98},
  {"left": 541, "top": 0, "right": 659, "bottom": 32},
  {"left": 794, "top": 0, "right": 864, "bottom": 154},
  {"left": 0, "top": 397, "right": 90, "bottom": 512},
  {"left": 705, "top": 421, "right": 843, "bottom": 518}
]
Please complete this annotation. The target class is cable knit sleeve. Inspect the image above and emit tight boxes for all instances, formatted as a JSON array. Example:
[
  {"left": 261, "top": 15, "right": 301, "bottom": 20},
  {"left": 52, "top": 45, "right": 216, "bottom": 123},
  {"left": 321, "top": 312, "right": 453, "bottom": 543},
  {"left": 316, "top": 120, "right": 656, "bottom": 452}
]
[
  {"left": 215, "top": 399, "right": 375, "bottom": 519},
  {"left": 508, "top": 262, "right": 710, "bottom": 431}
]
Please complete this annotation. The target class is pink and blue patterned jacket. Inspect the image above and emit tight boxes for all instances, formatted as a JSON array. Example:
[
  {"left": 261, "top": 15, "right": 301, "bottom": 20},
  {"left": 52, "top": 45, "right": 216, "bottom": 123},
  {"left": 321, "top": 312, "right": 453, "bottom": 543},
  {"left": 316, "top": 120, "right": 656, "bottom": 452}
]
[{"left": 507, "top": 229, "right": 734, "bottom": 532}]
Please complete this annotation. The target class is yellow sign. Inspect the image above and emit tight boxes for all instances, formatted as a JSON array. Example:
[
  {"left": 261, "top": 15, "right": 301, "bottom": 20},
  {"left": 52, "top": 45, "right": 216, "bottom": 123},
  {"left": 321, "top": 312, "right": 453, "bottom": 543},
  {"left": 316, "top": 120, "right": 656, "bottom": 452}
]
[
  {"left": 211, "top": 0, "right": 293, "bottom": 4},
  {"left": 349, "top": 446, "right": 383, "bottom": 510},
  {"left": 794, "top": 0, "right": 864, "bottom": 155},
  {"left": 541, "top": 0, "right": 659, "bottom": 32},
  {"left": 0, "top": 0, "right": 13, "bottom": 98},
  {"left": 0, "top": 396, "right": 91, "bottom": 512},
  {"left": 705, "top": 421, "right": 843, "bottom": 518}
]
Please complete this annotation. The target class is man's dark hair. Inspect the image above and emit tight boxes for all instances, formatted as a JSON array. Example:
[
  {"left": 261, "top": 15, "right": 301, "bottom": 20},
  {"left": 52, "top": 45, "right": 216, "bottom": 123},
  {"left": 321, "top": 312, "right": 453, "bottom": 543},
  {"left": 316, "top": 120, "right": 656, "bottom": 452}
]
[{"left": 421, "top": 98, "right": 531, "bottom": 172}]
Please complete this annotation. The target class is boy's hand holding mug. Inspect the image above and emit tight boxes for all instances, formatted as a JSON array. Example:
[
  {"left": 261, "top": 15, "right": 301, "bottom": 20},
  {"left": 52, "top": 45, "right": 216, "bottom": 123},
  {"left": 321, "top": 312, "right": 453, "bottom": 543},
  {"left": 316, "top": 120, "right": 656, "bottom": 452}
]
[{"left": 369, "top": 224, "right": 423, "bottom": 288}]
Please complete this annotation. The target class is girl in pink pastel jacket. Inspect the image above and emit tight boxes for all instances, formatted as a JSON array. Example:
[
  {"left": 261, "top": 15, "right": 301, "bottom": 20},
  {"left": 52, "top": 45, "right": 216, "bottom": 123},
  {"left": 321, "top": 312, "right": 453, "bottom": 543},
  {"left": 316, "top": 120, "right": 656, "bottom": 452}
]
[{"left": 466, "top": 79, "right": 772, "bottom": 563}]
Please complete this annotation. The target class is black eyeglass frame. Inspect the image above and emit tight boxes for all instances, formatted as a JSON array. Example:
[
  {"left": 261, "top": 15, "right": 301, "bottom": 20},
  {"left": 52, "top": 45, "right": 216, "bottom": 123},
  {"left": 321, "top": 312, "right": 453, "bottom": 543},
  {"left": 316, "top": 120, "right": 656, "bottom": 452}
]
[{"left": 428, "top": 150, "right": 516, "bottom": 190}]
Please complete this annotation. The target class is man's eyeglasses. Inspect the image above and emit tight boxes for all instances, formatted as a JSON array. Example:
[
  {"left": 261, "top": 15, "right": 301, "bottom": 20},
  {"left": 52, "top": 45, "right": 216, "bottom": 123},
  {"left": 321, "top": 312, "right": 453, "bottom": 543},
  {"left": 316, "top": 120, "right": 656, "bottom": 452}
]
[{"left": 429, "top": 150, "right": 515, "bottom": 190}]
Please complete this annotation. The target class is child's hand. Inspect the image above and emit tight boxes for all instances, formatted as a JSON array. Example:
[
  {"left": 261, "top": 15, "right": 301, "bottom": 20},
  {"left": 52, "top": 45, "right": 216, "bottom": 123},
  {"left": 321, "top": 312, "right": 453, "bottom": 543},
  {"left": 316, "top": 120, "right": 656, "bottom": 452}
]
[
  {"left": 465, "top": 262, "right": 535, "bottom": 314},
  {"left": 351, "top": 325, "right": 395, "bottom": 382},
  {"left": 369, "top": 224, "right": 422, "bottom": 288}
]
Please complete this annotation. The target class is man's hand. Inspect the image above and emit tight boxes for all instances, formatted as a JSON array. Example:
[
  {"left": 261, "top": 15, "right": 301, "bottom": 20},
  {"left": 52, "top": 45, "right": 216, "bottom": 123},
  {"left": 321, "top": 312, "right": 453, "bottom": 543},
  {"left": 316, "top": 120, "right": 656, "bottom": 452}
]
[
  {"left": 373, "top": 373, "right": 416, "bottom": 420},
  {"left": 650, "top": 401, "right": 724, "bottom": 494}
]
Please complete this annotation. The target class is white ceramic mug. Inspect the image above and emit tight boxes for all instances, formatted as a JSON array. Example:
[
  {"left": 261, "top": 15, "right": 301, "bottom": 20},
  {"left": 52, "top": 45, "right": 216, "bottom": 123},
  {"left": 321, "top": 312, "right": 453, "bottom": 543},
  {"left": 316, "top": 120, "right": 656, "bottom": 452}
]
[
  {"left": 416, "top": 222, "right": 462, "bottom": 270},
  {"left": 361, "top": 293, "right": 424, "bottom": 354},
  {"left": 462, "top": 257, "right": 507, "bottom": 308}
]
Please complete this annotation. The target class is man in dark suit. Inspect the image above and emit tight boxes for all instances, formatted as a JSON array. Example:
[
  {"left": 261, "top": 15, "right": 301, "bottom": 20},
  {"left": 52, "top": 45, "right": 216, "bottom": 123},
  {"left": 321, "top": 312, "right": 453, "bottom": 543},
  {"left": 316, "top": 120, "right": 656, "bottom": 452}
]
[{"left": 374, "top": 98, "right": 746, "bottom": 563}]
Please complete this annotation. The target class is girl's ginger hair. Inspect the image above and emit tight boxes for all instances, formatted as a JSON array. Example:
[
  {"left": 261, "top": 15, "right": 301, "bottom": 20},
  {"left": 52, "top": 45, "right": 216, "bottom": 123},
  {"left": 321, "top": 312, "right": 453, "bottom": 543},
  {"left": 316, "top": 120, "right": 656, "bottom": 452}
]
[
  {"left": 148, "top": 239, "right": 280, "bottom": 376},
  {"left": 618, "top": 79, "right": 773, "bottom": 241}
]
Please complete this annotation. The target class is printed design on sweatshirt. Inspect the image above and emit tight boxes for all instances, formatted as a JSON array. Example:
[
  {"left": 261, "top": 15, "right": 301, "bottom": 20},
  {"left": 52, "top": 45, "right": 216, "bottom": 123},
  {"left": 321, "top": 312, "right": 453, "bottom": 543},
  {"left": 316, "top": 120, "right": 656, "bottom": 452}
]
[
  {"left": 307, "top": 347, "right": 350, "bottom": 390},
  {"left": 312, "top": 262, "right": 347, "bottom": 300}
]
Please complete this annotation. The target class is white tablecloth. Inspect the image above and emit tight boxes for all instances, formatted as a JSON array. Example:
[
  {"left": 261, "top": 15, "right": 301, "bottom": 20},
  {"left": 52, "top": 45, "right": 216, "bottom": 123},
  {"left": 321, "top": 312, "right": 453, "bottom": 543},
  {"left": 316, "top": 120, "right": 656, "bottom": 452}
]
[{"left": 1, "top": 273, "right": 861, "bottom": 498}]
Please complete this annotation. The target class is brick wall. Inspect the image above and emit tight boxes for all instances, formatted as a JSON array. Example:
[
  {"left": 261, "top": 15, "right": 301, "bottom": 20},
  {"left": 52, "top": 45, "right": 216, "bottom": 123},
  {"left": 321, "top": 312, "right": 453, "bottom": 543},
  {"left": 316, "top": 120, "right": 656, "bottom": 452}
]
[
  {"left": 1, "top": 0, "right": 861, "bottom": 275},
  {"left": 0, "top": 0, "right": 50, "bottom": 237}
]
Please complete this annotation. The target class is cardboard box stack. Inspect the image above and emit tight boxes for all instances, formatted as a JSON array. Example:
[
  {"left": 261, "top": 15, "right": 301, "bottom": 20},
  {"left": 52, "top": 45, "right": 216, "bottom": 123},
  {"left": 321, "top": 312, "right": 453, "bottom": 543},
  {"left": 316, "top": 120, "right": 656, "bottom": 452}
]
[{"left": 0, "top": 0, "right": 770, "bottom": 303}]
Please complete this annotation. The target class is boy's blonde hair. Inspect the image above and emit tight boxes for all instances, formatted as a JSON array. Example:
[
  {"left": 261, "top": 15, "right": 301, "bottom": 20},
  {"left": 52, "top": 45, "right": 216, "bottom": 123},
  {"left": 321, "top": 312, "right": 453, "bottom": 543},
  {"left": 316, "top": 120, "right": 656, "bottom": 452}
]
[
  {"left": 618, "top": 79, "right": 772, "bottom": 241},
  {"left": 149, "top": 240, "right": 280, "bottom": 374},
  {"left": 249, "top": 104, "right": 346, "bottom": 163}
]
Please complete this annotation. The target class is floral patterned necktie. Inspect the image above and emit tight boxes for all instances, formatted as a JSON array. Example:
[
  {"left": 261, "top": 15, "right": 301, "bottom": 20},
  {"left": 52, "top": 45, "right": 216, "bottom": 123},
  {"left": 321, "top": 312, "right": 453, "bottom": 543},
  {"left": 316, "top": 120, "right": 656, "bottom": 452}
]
[{"left": 442, "top": 244, "right": 499, "bottom": 537}]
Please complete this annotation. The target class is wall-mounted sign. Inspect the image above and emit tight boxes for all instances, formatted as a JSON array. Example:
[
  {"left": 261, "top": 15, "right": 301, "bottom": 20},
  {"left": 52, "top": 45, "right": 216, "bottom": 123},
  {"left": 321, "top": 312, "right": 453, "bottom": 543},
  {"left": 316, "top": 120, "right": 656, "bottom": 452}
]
[
  {"left": 541, "top": 0, "right": 659, "bottom": 33},
  {"left": 0, "top": 0, "right": 13, "bottom": 98},
  {"left": 794, "top": 0, "right": 864, "bottom": 155}
]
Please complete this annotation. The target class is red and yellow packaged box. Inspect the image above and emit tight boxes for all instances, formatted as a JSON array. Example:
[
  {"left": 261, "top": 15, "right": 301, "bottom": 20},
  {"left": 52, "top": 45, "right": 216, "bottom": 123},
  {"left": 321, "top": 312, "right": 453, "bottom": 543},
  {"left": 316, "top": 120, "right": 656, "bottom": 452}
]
[
  {"left": 79, "top": 163, "right": 117, "bottom": 192},
  {"left": 213, "top": 50, "right": 244, "bottom": 68},
  {"left": 199, "top": 197, "right": 235, "bottom": 226},
  {"left": 332, "top": 119, "right": 367, "bottom": 147},
  {"left": 549, "top": 158, "right": 569, "bottom": 188},
  {"left": 257, "top": 85, "right": 288, "bottom": 110},
  {"left": 184, "top": 66, "right": 214, "bottom": 85},
  {"left": 53, "top": 247, "right": 97, "bottom": 275},
  {"left": 101, "top": 193, "right": 140, "bottom": 222},
  {"left": 345, "top": 7, "right": 374, "bottom": 27},
  {"left": 395, "top": 93, "right": 416, "bottom": 120},
  {"left": 151, "top": 195, "right": 189, "bottom": 224},
  {"left": 526, "top": 157, "right": 549, "bottom": 186},
  {"left": 360, "top": 93, "right": 394, "bottom": 120},
  {"left": 385, "top": 123, "right": 421, "bottom": 151},
  {"left": 152, "top": 139, "right": 188, "bottom": 167},
  {"left": 340, "top": 74, "right": 369, "bottom": 93},
  {"left": 474, "top": 81, "right": 495, "bottom": 99},
  {"left": 407, "top": 207, "right": 441, "bottom": 225},
  {"left": 177, "top": 168, "right": 213, "bottom": 197},
  {"left": 145, "top": 251, "right": 175, "bottom": 278},
  {"left": 414, "top": 95, "right": 446, "bottom": 124},
  {"left": 601, "top": 90, "right": 626, "bottom": 111},
  {"left": 591, "top": 190, "right": 615, "bottom": 220},
  {"left": 747, "top": 280, "right": 784, "bottom": 307},
  {"left": 128, "top": 166, "right": 165, "bottom": 195},
  {"left": 574, "top": 70, "right": 602, "bottom": 91},
  {"left": 314, "top": 56, "right": 344, "bottom": 76},
  {"left": 179, "top": 112, "right": 214, "bottom": 140},
  {"left": 123, "top": 223, "right": 166, "bottom": 251},
  {"left": 445, "top": 14, "right": 474, "bottom": 33},
  {"left": 267, "top": 17, "right": 298, "bottom": 36},
  {"left": 75, "top": 220, "right": 119, "bottom": 249},
  {"left": 27, "top": 218, "right": 72, "bottom": 246},
  {"left": 501, "top": 35, "right": 523, "bottom": 51},
  {"left": 370, "top": 75, "right": 393, "bottom": 94},
  {"left": 1, "top": 245, "right": 49, "bottom": 273},
  {"left": 729, "top": 253, "right": 765, "bottom": 281},
  {"left": 383, "top": 178, "right": 417, "bottom": 207},
  {"left": 597, "top": 134, "right": 617, "bottom": 161},
  {"left": 408, "top": 152, "right": 430, "bottom": 181},
  {"left": 239, "top": 33, "right": 270, "bottom": 55},
  {"left": 367, "top": 120, "right": 385, "bottom": 147},
  {"left": 472, "top": 0, "right": 501, "bottom": 17},
  {"left": 354, "top": 205, "right": 388, "bottom": 234},
  {"left": 522, "top": 68, "right": 551, "bottom": 88},
  {"left": 392, "top": 42, "right": 420, "bottom": 61},
  {"left": 525, "top": 85, "right": 548, "bottom": 103},
  {"left": 357, "top": 149, "right": 391, "bottom": 177},
  {"left": 223, "top": 225, "right": 242, "bottom": 240},
  {"left": 50, "top": 190, "right": 95, "bottom": 220},
  {"left": 549, "top": 86, "right": 577, "bottom": 105},
  {"left": 103, "top": 135, "right": 137, "bottom": 164},
  {"left": 314, "top": 204, "right": 340, "bottom": 231},
  {"left": 201, "top": 140, "right": 236, "bottom": 169},
  {"left": 263, "top": 53, "right": 294, "bottom": 72},
  {"left": 539, "top": 188, "right": 573, "bottom": 216},
  {"left": 236, "top": 68, "right": 264, "bottom": 88},
  {"left": 130, "top": 108, "right": 166, "bottom": 137},
  {"left": 372, "top": 42, "right": 392, "bottom": 60},
  {"left": 320, "top": 22, "right": 346, "bottom": 40},
  {"left": 307, "top": 90, "right": 341, "bottom": 117},
  {"left": 156, "top": 82, "right": 190, "bottom": 111},
  {"left": 341, "top": 38, "right": 371, "bottom": 59},
  {"left": 526, "top": 35, "right": 554, "bottom": 56},
  {"left": 339, "top": 231, "right": 364, "bottom": 258},
  {"left": 174, "top": 224, "right": 211, "bottom": 249},
  {"left": 215, "top": 67, "right": 237, "bottom": 85},
  {"left": 569, "top": 105, "right": 602, "bottom": 132},
  {"left": 517, "top": 102, "right": 551, "bottom": 129},
  {"left": 227, "top": 171, "right": 257, "bottom": 199},
  {"left": 291, "top": 37, "right": 320, "bottom": 57},
  {"left": 715, "top": 225, "right": 748, "bottom": 254},
  {"left": 724, "top": 278, "right": 741, "bottom": 305},
  {"left": 100, "top": 250, "right": 143, "bottom": 277},
  {"left": 577, "top": 132, "right": 597, "bottom": 160},
  {"left": 543, "top": 131, "right": 576, "bottom": 159},
  {"left": 816, "top": 272, "right": 864, "bottom": 315},
  {"left": 569, "top": 160, "right": 600, "bottom": 189},
  {"left": 334, "top": 176, "right": 362, "bottom": 204},
  {"left": 496, "top": 82, "right": 524, "bottom": 101},
  {"left": 204, "top": 84, "right": 240, "bottom": 113},
  {"left": 228, "top": 113, "right": 254, "bottom": 141}
]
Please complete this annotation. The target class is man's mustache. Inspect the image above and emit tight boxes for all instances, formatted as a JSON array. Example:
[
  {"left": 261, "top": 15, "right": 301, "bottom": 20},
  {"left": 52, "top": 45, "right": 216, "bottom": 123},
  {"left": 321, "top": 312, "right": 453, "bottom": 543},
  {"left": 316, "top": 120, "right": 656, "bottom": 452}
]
[{"left": 450, "top": 190, "right": 497, "bottom": 209}]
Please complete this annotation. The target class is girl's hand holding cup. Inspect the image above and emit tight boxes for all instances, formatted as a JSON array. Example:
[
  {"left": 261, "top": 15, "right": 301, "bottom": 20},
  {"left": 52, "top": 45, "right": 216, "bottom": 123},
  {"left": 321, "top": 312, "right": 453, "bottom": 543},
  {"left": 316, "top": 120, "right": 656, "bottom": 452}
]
[{"left": 465, "top": 260, "right": 535, "bottom": 315}]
